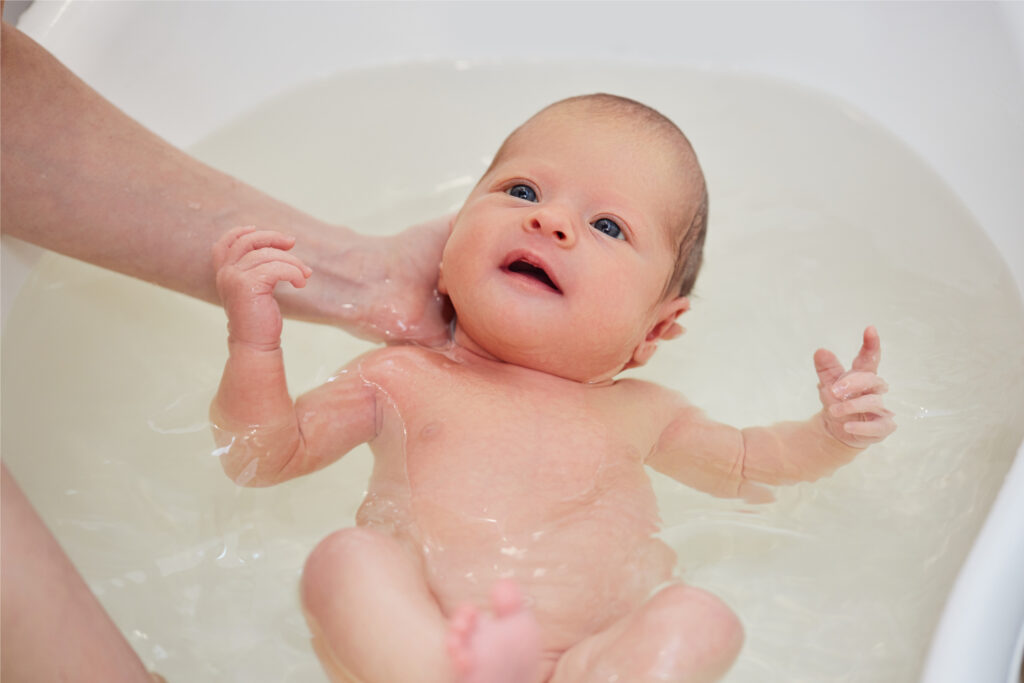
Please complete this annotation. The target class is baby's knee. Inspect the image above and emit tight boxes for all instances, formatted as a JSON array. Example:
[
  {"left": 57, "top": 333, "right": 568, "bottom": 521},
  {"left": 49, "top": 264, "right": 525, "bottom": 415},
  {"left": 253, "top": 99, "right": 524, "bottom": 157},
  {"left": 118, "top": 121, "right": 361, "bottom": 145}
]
[
  {"left": 643, "top": 584, "right": 744, "bottom": 676},
  {"left": 306, "top": 526, "right": 384, "bottom": 562},
  {"left": 301, "top": 528, "right": 386, "bottom": 609},
  {"left": 653, "top": 583, "right": 743, "bottom": 634}
]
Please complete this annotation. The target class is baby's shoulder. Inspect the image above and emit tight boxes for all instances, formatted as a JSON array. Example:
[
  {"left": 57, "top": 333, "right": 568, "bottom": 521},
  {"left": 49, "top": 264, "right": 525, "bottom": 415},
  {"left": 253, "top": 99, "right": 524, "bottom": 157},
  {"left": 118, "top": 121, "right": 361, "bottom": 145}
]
[
  {"left": 350, "top": 344, "right": 451, "bottom": 382},
  {"left": 610, "top": 376, "right": 684, "bottom": 402},
  {"left": 354, "top": 343, "right": 434, "bottom": 367},
  {"left": 605, "top": 377, "right": 694, "bottom": 420},
  {"left": 578, "top": 377, "right": 693, "bottom": 444}
]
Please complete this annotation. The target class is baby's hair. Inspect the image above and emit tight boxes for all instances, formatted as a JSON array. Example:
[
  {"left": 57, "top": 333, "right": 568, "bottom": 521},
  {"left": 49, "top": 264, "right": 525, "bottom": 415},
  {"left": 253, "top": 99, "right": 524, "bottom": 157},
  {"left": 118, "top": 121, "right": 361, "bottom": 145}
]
[
  {"left": 670, "top": 183, "right": 708, "bottom": 299},
  {"left": 490, "top": 93, "right": 708, "bottom": 299}
]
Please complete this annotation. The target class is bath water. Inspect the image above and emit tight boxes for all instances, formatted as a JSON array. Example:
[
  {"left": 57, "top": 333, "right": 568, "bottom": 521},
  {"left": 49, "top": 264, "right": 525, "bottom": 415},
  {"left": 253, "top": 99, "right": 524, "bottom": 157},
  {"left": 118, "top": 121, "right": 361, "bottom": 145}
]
[{"left": 3, "top": 64, "right": 1023, "bottom": 682}]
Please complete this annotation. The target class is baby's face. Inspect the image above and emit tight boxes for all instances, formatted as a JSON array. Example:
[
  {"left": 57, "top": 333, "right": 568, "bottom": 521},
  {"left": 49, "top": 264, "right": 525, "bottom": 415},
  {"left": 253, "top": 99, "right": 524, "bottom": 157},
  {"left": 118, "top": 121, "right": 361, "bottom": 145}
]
[{"left": 440, "top": 109, "right": 694, "bottom": 383}]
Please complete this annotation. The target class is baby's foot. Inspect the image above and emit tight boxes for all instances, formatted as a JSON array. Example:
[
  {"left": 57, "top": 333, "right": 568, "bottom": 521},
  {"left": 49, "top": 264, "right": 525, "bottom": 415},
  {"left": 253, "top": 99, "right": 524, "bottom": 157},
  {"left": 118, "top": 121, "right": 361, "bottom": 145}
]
[{"left": 446, "top": 580, "right": 542, "bottom": 683}]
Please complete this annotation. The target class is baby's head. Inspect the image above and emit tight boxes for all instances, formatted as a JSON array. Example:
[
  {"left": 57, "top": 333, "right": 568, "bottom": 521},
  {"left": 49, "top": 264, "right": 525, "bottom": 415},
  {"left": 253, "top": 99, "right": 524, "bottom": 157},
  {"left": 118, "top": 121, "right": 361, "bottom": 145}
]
[
  {"left": 486, "top": 95, "right": 709, "bottom": 300},
  {"left": 440, "top": 94, "right": 708, "bottom": 383}
]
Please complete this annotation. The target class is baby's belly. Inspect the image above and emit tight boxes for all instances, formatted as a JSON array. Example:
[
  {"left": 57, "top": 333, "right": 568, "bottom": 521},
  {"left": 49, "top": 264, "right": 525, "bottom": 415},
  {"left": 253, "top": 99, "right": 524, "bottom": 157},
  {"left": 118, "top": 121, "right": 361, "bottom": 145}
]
[
  {"left": 359, "top": 470, "right": 676, "bottom": 652},
  {"left": 425, "top": 507, "right": 675, "bottom": 651}
]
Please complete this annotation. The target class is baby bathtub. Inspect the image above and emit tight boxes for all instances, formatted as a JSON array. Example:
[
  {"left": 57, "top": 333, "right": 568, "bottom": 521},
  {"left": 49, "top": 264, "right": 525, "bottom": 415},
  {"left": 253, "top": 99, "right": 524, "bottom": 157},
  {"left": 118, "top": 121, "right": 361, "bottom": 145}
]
[{"left": 3, "top": 2, "right": 1023, "bottom": 681}]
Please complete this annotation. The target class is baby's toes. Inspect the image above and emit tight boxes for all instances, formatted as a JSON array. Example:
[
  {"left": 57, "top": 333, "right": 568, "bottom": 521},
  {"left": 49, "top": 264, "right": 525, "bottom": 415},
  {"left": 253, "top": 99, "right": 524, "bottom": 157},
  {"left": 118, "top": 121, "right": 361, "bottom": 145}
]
[
  {"left": 446, "top": 605, "right": 478, "bottom": 673},
  {"left": 489, "top": 579, "right": 526, "bottom": 618}
]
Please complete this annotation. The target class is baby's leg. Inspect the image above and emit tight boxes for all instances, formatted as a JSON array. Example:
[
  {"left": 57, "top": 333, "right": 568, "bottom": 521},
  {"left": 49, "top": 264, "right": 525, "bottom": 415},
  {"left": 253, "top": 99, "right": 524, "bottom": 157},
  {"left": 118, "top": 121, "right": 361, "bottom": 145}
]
[
  {"left": 301, "top": 527, "right": 456, "bottom": 682},
  {"left": 549, "top": 583, "right": 744, "bottom": 683}
]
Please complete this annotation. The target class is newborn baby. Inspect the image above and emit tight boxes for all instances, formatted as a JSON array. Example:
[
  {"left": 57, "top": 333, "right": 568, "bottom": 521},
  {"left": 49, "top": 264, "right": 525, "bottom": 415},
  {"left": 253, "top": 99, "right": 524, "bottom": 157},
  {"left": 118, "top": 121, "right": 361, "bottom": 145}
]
[{"left": 210, "top": 94, "right": 895, "bottom": 682}]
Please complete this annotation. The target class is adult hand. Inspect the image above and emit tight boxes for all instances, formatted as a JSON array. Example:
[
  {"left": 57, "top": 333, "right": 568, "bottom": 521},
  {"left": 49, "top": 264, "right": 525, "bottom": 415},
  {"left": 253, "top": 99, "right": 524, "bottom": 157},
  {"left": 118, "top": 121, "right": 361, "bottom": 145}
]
[
  {"left": 2, "top": 21, "right": 451, "bottom": 346},
  {"left": 278, "top": 215, "right": 452, "bottom": 346}
]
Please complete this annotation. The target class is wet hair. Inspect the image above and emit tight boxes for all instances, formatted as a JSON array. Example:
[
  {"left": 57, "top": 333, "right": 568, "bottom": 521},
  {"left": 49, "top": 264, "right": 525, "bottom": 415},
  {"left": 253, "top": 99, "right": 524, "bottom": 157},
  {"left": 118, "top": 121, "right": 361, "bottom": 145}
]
[{"left": 489, "top": 93, "right": 708, "bottom": 299}]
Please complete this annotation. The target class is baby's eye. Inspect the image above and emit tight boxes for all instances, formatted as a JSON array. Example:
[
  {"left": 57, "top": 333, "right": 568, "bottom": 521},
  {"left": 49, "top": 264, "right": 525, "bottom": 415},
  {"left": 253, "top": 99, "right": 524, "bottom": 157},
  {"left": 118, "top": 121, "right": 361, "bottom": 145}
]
[
  {"left": 506, "top": 184, "right": 538, "bottom": 202},
  {"left": 592, "top": 217, "right": 625, "bottom": 240}
]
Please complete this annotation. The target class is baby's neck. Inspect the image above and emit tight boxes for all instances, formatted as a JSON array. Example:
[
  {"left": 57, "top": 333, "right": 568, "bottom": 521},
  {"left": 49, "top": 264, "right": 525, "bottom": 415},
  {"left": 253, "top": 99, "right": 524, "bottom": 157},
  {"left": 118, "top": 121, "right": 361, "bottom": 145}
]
[
  {"left": 447, "top": 322, "right": 499, "bottom": 364},
  {"left": 445, "top": 322, "right": 616, "bottom": 388}
]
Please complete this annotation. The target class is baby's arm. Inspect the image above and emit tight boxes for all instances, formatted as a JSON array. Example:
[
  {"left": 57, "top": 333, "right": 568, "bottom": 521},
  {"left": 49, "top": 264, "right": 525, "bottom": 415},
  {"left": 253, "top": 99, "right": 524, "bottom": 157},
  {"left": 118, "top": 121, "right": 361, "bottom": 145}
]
[
  {"left": 647, "top": 327, "right": 896, "bottom": 502},
  {"left": 209, "top": 228, "right": 378, "bottom": 486}
]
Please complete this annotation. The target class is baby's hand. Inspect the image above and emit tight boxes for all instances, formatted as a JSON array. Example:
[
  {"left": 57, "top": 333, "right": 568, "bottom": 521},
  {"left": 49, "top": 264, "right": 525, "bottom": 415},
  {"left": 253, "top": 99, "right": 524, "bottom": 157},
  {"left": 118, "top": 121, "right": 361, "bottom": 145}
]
[
  {"left": 813, "top": 326, "right": 896, "bottom": 449},
  {"left": 213, "top": 227, "right": 312, "bottom": 350}
]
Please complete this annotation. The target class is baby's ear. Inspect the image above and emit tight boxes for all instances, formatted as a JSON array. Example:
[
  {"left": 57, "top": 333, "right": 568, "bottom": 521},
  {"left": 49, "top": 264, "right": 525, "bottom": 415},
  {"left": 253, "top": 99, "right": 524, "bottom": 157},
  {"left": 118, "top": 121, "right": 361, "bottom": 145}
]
[{"left": 625, "top": 297, "right": 690, "bottom": 369}]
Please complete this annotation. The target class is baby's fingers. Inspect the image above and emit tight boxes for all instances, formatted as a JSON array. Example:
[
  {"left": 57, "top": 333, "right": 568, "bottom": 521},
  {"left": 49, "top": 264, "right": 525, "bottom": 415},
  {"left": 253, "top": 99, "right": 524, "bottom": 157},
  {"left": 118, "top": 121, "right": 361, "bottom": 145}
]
[
  {"left": 851, "top": 326, "right": 882, "bottom": 373},
  {"left": 235, "top": 247, "right": 313, "bottom": 280},
  {"left": 814, "top": 348, "right": 846, "bottom": 388},
  {"left": 843, "top": 415, "right": 897, "bottom": 439},
  {"left": 216, "top": 228, "right": 297, "bottom": 268},
  {"left": 212, "top": 226, "right": 262, "bottom": 268},
  {"left": 831, "top": 371, "right": 888, "bottom": 400},
  {"left": 243, "top": 261, "right": 311, "bottom": 290},
  {"left": 829, "top": 393, "right": 891, "bottom": 419},
  {"left": 217, "top": 255, "right": 311, "bottom": 300}
]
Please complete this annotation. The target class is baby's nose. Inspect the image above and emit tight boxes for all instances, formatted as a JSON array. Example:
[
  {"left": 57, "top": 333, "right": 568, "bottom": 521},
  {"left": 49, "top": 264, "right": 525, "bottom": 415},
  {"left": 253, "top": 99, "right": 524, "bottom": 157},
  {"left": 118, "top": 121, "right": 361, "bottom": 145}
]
[{"left": 524, "top": 207, "right": 576, "bottom": 247}]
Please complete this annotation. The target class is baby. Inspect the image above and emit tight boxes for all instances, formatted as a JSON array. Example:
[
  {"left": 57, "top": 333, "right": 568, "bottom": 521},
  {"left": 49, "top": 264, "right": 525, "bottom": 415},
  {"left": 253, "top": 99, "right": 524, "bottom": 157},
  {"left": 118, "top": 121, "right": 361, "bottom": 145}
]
[{"left": 210, "top": 94, "right": 895, "bottom": 682}]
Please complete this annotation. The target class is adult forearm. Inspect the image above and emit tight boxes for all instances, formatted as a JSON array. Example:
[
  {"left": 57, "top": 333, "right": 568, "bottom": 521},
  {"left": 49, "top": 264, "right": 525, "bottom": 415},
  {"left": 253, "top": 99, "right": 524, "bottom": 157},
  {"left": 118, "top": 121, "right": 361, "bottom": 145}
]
[
  {"left": 3, "top": 21, "right": 452, "bottom": 343},
  {"left": 0, "top": 22, "right": 343, "bottom": 307}
]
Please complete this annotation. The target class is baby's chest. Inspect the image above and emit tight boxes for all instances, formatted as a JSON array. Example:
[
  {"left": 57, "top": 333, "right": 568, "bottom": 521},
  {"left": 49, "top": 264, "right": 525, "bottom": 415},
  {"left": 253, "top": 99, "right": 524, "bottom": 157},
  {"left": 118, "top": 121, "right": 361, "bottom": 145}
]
[
  {"left": 410, "top": 389, "right": 631, "bottom": 493},
  {"left": 370, "top": 362, "right": 655, "bottom": 514},
  {"left": 397, "top": 394, "right": 662, "bottom": 569}
]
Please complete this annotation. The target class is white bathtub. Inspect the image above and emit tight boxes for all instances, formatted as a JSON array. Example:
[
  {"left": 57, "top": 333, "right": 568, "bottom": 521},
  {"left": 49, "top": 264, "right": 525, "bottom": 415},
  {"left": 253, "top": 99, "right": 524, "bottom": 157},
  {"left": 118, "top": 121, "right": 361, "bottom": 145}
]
[{"left": 4, "top": 2, "right": 1023, "bottom": 681}]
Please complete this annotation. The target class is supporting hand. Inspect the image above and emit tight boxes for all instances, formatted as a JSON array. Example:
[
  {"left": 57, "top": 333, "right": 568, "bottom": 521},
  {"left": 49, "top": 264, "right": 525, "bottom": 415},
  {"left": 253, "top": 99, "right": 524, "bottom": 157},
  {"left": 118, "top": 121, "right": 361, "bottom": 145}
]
[
  {"left": 301, "top": 216, "right": 451, "bottom": 346},
  {"left": 813, "top": 326, "right": 896, "bottom": 449}
]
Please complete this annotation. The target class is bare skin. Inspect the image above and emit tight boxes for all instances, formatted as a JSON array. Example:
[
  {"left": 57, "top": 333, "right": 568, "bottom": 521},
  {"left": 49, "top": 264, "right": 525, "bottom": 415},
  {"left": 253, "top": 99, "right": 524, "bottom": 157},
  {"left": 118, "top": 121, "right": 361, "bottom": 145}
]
[
  {"left": 1, "top": 19, "right": 449, "bottom": 680},
  {"left": 211, "top": 104, "right": 895, "bottom": 681},
  {"left": 0, "top": 465, "right": 166, "bottom": 683},
  {"left": 0, "top": 21, "right": 450, "bottom": 345}
]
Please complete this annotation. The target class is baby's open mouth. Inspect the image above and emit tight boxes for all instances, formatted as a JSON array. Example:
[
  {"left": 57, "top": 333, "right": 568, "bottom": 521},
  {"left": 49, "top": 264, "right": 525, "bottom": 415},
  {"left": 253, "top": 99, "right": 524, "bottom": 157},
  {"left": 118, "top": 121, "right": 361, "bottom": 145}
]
[{"left": 505, "top": 258, "right": 561, "bottom": 294}]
